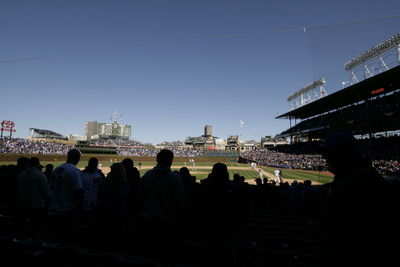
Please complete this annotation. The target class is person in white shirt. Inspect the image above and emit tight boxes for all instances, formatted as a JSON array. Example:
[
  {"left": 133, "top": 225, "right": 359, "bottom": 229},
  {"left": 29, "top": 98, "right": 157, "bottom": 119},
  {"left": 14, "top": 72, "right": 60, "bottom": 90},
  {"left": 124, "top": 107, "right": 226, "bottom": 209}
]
[
  {"left": 47, "top": 148, "right": 83, "bottom": 244},
  {"left": 81, "top": 157, "right": 104, "bottom": 216}
]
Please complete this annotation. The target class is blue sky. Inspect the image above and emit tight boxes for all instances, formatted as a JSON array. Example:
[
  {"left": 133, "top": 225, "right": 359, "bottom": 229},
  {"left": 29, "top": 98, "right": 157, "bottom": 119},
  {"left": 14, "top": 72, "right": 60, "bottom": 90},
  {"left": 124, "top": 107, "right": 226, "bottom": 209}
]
[{"left": 1, "top": 0, "right": 399, "bottom": 144}]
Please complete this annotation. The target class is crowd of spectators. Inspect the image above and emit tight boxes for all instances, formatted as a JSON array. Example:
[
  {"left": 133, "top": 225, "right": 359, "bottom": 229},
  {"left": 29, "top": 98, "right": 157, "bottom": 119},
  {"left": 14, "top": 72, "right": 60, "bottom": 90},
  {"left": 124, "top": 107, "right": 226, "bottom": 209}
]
[
  {"left": 88, "top": 138, "right": 142, "bottom": 147},
  {"left": 1, "top": 141, "right": 399, "bottom": 266},
  {"left": 117, "top": 147, "right": 203, "bottom": 157},
  {"left": 0, "top": 138, "right": 203, "bottom": 157},
  {"left": 241, "top": 148, "right": 327, "bottom": 171},
  {"left": 242, "top": 135, "right": 400, "bottom": 176},
  {"left": 0, "top": 150, "right": 329, "bottom": 266},
  {"left": 0, "top": 138, "right": 72, "bottom": 154},
  {"left": 2, "top": 135, "right": 399, "bottom": 177}
]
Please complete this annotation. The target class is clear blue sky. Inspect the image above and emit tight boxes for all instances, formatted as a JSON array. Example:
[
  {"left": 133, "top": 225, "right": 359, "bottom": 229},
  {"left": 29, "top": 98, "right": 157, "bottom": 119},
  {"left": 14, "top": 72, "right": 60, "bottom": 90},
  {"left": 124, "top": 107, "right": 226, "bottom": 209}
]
[{"left": 1, "top": 0, "right": 399, "bottom": 144}]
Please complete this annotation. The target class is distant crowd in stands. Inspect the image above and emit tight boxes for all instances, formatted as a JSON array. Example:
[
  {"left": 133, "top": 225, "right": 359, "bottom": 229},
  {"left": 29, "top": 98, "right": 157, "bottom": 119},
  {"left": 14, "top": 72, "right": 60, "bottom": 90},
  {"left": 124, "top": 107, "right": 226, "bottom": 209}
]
[
  {"left": 242, "top": 135, "right": 400, "bottom": 177},
  {"left": 0, "top": 138, "right": 72, "bottom": 154},
  {"left": 88, "top": 138, "right": 142, "bottom": 147},
  {"left": 0, "top": 138, "right": 203, "bottom": 158},
  {"left": 117, "top": 146, "right": 203, "bottom": 157},
  {"left": 241, "top": 149, "right": 327, "bottom": 171}
]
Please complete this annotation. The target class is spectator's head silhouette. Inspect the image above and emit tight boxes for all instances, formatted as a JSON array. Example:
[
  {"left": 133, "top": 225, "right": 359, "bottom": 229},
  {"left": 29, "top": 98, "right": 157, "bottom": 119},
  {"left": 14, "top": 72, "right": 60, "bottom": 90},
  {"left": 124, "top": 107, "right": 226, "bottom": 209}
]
[
  {"left": 44, "top": 164, "right": 54, "bottom": 181},
  {"left": 179, "top": 166, "right": 191, "bottom": 178},
  {"left": 17, "top": 156, "right": 29, "bottom": 170},
  {"left": 108, "top": 163, "right": 128, "bottom": 184},
  {"left": 67, "top": 148, "right": 81, "bottom": 165},
  {"left": 45, "top": 164, "right": 54, "bottom": 173},
  {"left": 121, "top": 158, "right": 134, "bottom": 169},
  {"left": 320, "top": 131, "right": 361, "bottom": 175},
  {"left": 156, "top": 149, "right": 174, "bottom": 167},
  {"left": 86, "top": 157, "right": 98, "bottom": 172},
  {"left": 28, "top": 157, "right": 43, "bottom": 170},
  {"left": 211, "top": 162, "right": 229, "bottom": 182},
  {"left": 233, "top": 173, "right": 240, "bottom": 182}
]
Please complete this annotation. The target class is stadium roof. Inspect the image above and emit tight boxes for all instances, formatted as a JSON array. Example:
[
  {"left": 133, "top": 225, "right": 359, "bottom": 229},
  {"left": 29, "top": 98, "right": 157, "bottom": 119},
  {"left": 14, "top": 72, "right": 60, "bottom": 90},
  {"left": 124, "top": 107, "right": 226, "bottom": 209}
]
[
  {"left": 276, "top": 65, "right": 400, "bottom": 120},
  {"left": 29, "top": 128, "right": 64, "bottom": 138}
]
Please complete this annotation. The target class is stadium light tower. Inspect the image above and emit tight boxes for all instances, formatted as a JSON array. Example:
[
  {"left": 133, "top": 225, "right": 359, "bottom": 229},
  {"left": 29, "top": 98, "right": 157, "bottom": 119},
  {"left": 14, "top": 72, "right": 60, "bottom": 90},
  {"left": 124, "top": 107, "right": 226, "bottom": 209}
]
[
  {"left": 344, "top": 33, "right": 400, "bottom": 84},
  {"left": 110, "top": 109, "right": 123, "bottom": 123},
  {"left": 287, "top": 78, "right": 327, "bottom": 110}
]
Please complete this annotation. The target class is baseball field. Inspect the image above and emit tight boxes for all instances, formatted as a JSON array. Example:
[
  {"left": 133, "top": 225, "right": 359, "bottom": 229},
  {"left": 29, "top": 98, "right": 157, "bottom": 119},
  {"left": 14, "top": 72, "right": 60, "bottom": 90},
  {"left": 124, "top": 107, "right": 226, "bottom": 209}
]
[{"left": 0, "top": 157, "right": 333, "bottom": 185}]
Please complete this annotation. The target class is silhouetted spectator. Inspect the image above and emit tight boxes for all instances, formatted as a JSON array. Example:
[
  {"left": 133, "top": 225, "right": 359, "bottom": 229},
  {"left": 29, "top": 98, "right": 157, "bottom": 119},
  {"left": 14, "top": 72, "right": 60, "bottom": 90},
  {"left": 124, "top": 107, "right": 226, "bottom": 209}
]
[
  {"left": 43, "top": 163, "right": 54, "bottom": 183},
  {"left": 320, "top": 131, "right": 398, "bottom": 266},
  {"left": 47, "top": 148, "right": 83, "bottom": 245},
  {"left": 179, "top": 167, "right": 201, "bottom": 240},
  {"left": 97, "top": 162, "right": 130, "bottom": 248},
  {"left": 81, "top": 157, "right": 104, "bottom": 218},
  {"left": 140, "top": 149, "right": 185, "bottom": 259},
  {"left": 121, "top": 158, "right": 141, "bottom": 223},
  {"left": 7, "top": 157, "right": 29, "bottom": 215},
  {"left": 200, "top": 163, "right": 235, "bottom": 267},
  {"left": 16, "top": 157, "right": 48, "bottom": 239}
]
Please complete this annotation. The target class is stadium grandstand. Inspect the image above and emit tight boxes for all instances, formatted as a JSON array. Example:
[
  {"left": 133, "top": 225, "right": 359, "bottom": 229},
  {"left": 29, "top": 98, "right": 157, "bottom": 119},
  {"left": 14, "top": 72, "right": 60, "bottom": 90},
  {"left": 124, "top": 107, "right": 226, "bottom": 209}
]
[
  {"left": 241, "top": 35, "right": 400, "bottom": 177},
  {"left": 276, "top": 33, "right": 400, "bottom": 141},
  {"left": 29, "top": 128, "right": 67, "bottom": 140},
  {"left": 275, "top": 64, "right": 400, "bottom": 141},
  {"left": 226, "top": 135, "right": 239, "bottom": 151},
  {"left": 260, "top": 136, "right": 288, "bottom": 148}
]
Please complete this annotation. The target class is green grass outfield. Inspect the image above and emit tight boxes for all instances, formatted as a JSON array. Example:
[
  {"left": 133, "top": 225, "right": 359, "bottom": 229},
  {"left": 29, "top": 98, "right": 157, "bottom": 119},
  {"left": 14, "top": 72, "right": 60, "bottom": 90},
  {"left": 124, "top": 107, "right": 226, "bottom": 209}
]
[{"left": 1, "top": 159, "right": 333, "bottom": 184}]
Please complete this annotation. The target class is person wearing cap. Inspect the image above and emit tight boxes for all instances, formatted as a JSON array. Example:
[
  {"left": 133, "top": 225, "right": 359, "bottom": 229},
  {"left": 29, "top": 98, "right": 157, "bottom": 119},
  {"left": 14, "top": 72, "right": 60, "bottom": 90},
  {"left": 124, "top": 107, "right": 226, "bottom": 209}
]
[
  {"left": 320, "top": 131, "right": 397, "bottom": 266},
  {"left": 16, "top": 157, "right": 48, "bottom": 239}
]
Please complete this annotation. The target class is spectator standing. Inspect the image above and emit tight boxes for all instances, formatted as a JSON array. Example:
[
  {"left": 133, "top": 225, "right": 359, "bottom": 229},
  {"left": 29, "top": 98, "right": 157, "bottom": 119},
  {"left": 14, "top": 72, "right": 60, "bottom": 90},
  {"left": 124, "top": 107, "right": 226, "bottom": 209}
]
[
  {"left": 47, "top": 148, "right": 83, "bottom": 245},
  {"left": 121, "top": 158, "right": 141, "bottom": 224},
  {"left": 200, "top": 163, "right": 235, "bottom": 267},
  {"left": 140, "top": 149, "right": 185, "bottom": 259},
  {"left": 96, "top": 163, "right": 130, "bottom": 248},
  {"left": 16, "top": 157, "right": 48, "bottom": 239},
  {"left": 320, "top": 131, "right": 398, "bottom": 267},
  {"left": 141, "top": 149, "right": 185, "bottom": 228},
  {"left": 43, "top": 164, "right": 54, "bottom": 183},
  {"left": 81, "top": 157, "right": 104, "bottom": 218}
]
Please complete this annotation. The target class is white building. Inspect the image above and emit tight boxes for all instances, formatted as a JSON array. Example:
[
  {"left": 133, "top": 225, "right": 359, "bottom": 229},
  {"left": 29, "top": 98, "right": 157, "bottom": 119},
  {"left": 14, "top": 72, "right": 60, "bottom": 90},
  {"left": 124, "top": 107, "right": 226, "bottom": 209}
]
[{"left": 84, "top": 121, "right": 132, "bottom": 140}]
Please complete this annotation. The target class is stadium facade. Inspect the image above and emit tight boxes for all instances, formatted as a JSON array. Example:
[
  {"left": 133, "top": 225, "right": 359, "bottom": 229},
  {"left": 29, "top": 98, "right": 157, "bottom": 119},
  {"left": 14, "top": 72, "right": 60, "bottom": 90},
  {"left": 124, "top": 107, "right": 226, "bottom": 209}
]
[
  {"left": 185, "top": 125, "right": 217, "bottom": 149},
  {"left": 84, "top": 121, "right": 131, "bottom": 140}
]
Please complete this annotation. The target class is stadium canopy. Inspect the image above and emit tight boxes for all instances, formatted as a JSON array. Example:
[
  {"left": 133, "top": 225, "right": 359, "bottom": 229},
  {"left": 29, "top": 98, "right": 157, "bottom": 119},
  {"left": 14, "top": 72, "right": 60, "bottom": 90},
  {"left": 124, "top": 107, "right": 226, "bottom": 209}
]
[
  {"left": 276, "top": 65, "right": 400, "bottom": 120},
  {"left": 29, "top": 128, "right": 65, "bottom": 139}
]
